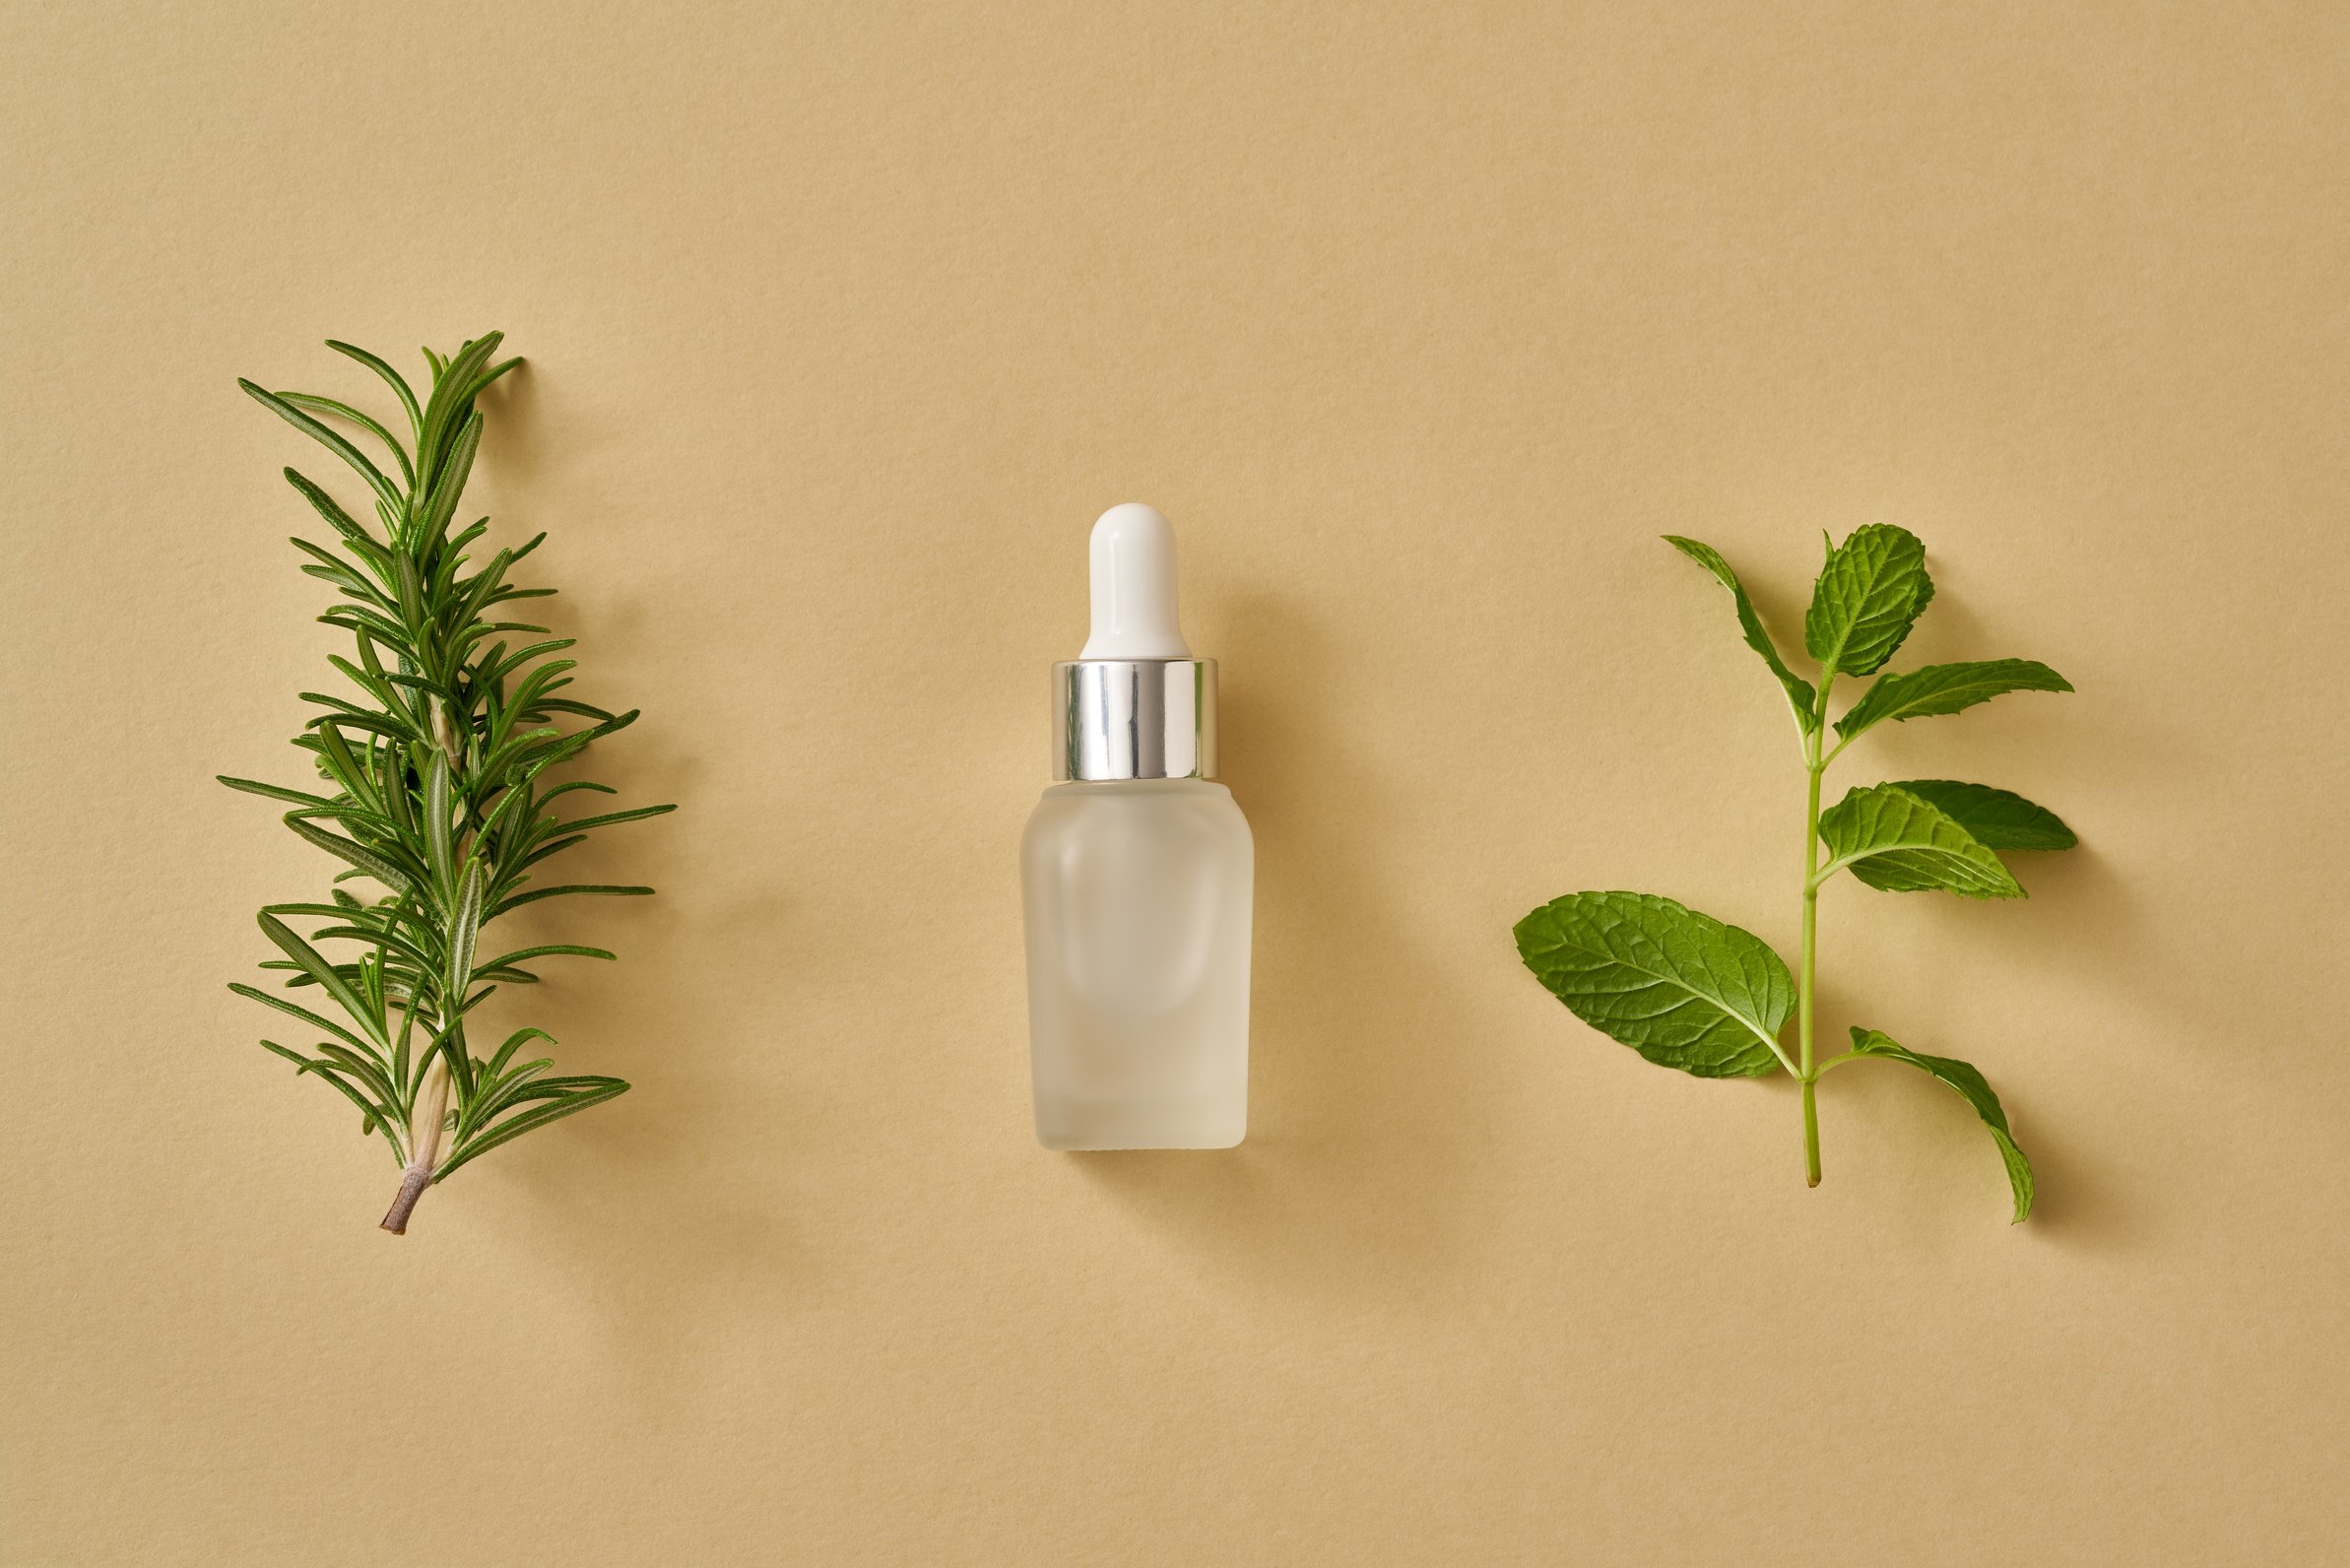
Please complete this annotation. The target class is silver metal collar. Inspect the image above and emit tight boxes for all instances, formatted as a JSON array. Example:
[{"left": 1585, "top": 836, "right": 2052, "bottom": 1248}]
[{"left": 1053, "top": 660, "right": 1217, "bottom": 781}]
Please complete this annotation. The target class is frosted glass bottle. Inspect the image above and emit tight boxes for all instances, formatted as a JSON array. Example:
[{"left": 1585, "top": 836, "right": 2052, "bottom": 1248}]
[
  {"left": 1023, "top": 778, "right": 1252, "bottom": 1148},
  {"left": 1022, "top": 503, "right": 1252, "bottom": 1149}
]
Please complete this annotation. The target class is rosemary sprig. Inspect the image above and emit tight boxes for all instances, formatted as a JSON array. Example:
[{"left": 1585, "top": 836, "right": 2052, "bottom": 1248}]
[{"left": 224, "top": 334, "right": 672, "bottom": 1234}]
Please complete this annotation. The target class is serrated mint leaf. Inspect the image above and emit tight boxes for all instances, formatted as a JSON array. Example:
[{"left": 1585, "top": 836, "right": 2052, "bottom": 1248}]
[
  {"left": 1882, "top": 781, "right": 2076, "bottom": 852},
  {"left": 1835, "top": 659, "right": 2071, "bottom": 740},
  {"left": 1847, "top": 1028, "right": 2034, "bottom": 1221},
  {"left": 1804, "top": 524, "right": 1933, "bottom": 678},
  {"left": 1664, "top": 536, "right": 1818, "bottom": 731},
  {"left": 1514, "top": 890, "right": 1792, "bottom": 1078},
  {"left": 1818, "top": 783, "right": 2022, "bottom": 898}
]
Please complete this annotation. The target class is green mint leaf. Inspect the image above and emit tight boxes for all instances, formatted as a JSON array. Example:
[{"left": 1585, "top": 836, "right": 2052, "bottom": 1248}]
[
  {"left": 1835, "top": 659, "right": 2071, "bottom": 740},
  {"left": 1514, "top": 890, "right": 1792, "bottom": 1078},
  {"left": 1664, "top": 536, "right": 1818, "bottom": 731},
  {"left": 1880, "top": 781, "right": 2076, "bottom": 852},
  {"left": 1818, "top": 783, "right": 2022, "bottom": 898},
  {"left": 1847, "top": 1028, "right": 2034, "bottom": 1221},
  {"left": 1803, "top": 524, "right": 1933, "bottom": 678}
]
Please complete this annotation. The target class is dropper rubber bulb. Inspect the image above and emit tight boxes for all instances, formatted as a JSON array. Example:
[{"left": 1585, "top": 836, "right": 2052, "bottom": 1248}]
[{"left": 1080, "top": 502, "right": 1191, "bottom": 659}]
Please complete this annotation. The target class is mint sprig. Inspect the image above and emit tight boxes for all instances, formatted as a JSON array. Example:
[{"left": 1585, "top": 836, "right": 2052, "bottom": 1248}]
[{"left": 1516, "top": 527, "right": 2074, "bottom": 1222}]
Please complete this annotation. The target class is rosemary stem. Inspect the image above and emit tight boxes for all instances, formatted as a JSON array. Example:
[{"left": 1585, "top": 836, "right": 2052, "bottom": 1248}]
[
  {"left": 381, "top": 1057, "right": 450, "bottom": 1235},
  {"left": 379, "top": 1166, "right": 431, "bottom": 1234}
]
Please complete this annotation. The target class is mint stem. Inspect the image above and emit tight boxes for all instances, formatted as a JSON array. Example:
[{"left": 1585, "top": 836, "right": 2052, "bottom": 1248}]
[
  {"left": 1799, "top": 677, "right": 1834, "bottom": 1186},
  {"left": 1800, "top": 1077, "right": 1821, "bottom": 1186}
]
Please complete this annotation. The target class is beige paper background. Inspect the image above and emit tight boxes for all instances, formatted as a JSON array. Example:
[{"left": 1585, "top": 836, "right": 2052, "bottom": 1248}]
[{"left": 5, "top": 3, "right": 2347, "bottom": 1563}]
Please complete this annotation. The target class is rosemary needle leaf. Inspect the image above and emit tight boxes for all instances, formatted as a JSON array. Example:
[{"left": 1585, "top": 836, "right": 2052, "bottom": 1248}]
[{"left": 324, "top": 340, "right": 423, "bottom": 437}]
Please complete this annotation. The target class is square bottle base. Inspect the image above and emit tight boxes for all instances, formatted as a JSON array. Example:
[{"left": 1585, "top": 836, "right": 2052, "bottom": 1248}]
[{"left": 1033, "top": 1091, "right": 1245, "bottom": 1150}]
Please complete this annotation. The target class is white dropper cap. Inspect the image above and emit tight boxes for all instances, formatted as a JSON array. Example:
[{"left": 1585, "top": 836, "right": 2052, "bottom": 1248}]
[{"left": 1079, "top": 502, "right": 1192, "bottom": 659}]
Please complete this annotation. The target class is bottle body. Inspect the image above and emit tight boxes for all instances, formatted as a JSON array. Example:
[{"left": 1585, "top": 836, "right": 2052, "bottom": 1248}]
[{"left": 1021, "top": 778, "right": 1253, "bottom": 1149}]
